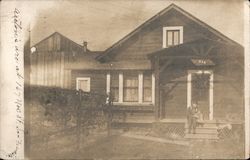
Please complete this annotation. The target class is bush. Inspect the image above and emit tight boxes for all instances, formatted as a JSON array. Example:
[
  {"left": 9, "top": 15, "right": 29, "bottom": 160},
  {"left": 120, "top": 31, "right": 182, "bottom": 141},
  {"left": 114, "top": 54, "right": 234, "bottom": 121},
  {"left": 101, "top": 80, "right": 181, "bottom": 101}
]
[{"left": 29, "top": 86, "right": 108, "bottom": 132}]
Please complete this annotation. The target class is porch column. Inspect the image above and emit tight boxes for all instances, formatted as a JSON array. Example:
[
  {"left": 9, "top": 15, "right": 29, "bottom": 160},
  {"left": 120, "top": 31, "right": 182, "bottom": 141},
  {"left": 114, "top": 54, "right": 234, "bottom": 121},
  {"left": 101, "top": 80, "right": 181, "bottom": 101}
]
[
  {"left": 209, "top": 72, "right": 214, "bottom": 120},
  {"left": 187, "top": 71, "right": 192, "bottom": 108},
  {"left": 154, "top": 56, "right": 160, "bottom": 120}
]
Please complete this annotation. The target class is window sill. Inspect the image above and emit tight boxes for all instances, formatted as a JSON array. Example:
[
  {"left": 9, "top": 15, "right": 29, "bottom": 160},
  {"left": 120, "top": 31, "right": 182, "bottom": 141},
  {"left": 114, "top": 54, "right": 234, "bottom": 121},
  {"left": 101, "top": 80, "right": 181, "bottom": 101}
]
[
  {"left": 113, "top": 102, "right": 154, "bottom": 106},
  {"left": 110, "top": 103, "right": 155, "bottom": 112}
]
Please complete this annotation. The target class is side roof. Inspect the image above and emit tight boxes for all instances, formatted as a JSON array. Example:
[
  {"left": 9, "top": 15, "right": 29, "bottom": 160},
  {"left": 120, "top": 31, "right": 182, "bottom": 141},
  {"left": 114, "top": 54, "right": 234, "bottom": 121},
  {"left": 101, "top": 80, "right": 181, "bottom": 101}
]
[{"left": 96, "top": 3, "right": 242, "bottom": 61}]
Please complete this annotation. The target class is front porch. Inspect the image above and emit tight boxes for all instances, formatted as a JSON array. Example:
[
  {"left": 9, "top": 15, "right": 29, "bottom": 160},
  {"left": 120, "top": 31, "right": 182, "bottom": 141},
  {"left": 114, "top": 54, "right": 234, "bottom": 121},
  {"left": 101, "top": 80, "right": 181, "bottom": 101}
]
[
  {"left": 147, "top": 38, "right": 243, "bottom": 139},
  {"left": 149, "top": 38, "right": 243, "bottom": 121}
]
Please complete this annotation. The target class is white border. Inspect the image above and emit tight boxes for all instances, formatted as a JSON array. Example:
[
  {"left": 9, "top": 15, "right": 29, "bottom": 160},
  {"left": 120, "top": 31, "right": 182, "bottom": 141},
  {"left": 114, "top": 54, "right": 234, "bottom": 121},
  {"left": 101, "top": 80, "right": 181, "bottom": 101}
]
[
  {"left": 244, "top": 1, "right": 250, "bottom": 158},
  {"left": 162, "top": 26, "right": 183, "bottom": 48}
]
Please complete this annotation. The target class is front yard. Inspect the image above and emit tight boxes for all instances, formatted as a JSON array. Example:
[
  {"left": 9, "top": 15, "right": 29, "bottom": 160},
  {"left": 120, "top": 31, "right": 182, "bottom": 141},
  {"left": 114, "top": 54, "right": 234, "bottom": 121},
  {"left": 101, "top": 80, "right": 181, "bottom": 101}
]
[
  {"left": 27, "top": 88, "right": 245, "bottom": 159},
  {"left": 29, "top": 129, "right": 244, "bottom": 159}
]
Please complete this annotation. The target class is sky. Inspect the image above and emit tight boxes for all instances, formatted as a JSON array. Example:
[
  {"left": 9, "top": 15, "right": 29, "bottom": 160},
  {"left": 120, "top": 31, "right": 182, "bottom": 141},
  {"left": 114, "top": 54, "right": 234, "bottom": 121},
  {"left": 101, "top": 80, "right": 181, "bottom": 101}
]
[{"left": 26, "top": 0, "right": 244, "bottom": 51}]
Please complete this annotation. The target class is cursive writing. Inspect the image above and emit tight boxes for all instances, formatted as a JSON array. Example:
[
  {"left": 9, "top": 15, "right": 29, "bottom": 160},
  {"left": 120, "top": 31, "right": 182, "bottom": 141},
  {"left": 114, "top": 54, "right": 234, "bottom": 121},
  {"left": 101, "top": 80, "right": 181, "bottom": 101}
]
[{"left": 5, "top": 8, "right": 24, "bottom": 159}]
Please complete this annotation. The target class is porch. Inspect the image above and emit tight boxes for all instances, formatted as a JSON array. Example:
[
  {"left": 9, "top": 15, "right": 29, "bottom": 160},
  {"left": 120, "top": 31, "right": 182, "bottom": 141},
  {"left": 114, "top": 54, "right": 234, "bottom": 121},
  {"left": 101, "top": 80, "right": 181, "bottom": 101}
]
[
  {"left": 148, "top": 37, "right": 243, "bottom": 121},
  {"left": 147, "top": 37, "right": 243, "bottom": 139}
]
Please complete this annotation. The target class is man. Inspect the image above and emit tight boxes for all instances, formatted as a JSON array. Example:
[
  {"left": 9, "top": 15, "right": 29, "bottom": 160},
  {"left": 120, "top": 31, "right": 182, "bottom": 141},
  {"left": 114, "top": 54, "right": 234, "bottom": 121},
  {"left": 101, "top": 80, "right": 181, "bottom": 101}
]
[{"left": 187, "top": 103, "right": 199, "bottom": 134}]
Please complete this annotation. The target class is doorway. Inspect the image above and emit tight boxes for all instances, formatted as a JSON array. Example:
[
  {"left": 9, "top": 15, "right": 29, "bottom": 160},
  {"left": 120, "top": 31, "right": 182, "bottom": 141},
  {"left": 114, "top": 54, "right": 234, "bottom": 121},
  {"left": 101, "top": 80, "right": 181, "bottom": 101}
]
[{"left": 187, "top": 70, "right": 213, "bottom": 120}]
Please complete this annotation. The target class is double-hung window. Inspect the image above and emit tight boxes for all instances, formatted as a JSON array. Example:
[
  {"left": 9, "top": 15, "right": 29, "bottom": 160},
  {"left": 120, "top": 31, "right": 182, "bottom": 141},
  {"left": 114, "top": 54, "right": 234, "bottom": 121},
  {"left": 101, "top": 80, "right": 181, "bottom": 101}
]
[
  {"left": 107, "top": 72, "right": 155, "bottom": 104},
  {"left": 163, "top": 26, "right": 183, "bottom": 48}
]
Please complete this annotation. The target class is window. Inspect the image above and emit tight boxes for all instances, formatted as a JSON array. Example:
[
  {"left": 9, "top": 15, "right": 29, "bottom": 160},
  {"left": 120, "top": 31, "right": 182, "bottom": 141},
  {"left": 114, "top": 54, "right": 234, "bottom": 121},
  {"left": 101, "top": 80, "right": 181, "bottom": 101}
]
[
  {"left": 163, "top": 26, "right": 183, "bottom": 48},
  {"left": 123, "top": 73, "right": 139, "bottom": 102},
  {"left": 143, "top": 74, "right": 152, "bottom": 102},
  {"left": 107, "top": 72, "right": 155, "bottom": 104},
  {"left": 76, "top": 77, "right": 90, "bottom": 92},
  {"left": 167, "top": 30, "right": 180, "bottom": 46},
  {"left": 110, "top": 74, "right": 119, "bottom": 102}
]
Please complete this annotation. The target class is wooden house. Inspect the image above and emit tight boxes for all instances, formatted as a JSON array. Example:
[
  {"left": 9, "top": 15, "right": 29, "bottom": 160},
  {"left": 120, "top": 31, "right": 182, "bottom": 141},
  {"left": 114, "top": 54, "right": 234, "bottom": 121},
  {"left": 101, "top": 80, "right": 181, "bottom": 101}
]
[
  {"left": 96, "top": 4, "right": 244, "bottom": 124},
  {"left": 30, "top": 32, "right": 103, "bottom": 90},
  {"left": 31, "top": 4, "right": 244, "bottom": 139}
]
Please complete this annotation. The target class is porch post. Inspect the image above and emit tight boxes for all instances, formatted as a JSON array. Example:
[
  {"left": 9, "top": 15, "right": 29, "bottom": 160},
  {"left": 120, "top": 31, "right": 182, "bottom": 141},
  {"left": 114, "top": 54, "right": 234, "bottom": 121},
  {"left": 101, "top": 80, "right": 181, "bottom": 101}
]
[
  {"left": 154, "top": 56, "right": 160, "bottom": 120},
  {"left": 209, "top": 71, "right": 214, "bottom": 120},
  {"left": 187, "top": 71, "right": 192, "bottom": 108}
]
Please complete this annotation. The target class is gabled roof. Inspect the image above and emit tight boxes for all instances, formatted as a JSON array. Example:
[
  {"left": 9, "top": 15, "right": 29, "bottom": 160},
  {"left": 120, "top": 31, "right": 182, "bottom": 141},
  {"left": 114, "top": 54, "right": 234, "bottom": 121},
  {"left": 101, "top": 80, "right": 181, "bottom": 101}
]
[
  {"left": 32, "top": 32, "right": 85, "bottom": 50},
  {"left": 96, "top": 3, "right": 241, "bottom": 61}
]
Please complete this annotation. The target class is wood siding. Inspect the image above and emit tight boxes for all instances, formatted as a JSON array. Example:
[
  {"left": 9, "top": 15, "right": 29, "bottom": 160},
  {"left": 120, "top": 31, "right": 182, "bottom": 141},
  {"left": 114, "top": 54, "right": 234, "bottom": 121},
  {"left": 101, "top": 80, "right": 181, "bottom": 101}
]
[
  {"left": 213, "top": 73, "right": 244, "bottom": 122},
  {"left": 30, "top": 33, "right": 82, "bottom": 89},
  {"left": 71, "top": 71, "right": 106, "bottom": 94},
  {"left": 30, "top": 51, "right": 72, "bottom": 89},
  {"left": 161, "top": 71, "right": 187, "bottom": 119},
  {"left": 110, "top": 9, "right": 229, "bottom": 64}
]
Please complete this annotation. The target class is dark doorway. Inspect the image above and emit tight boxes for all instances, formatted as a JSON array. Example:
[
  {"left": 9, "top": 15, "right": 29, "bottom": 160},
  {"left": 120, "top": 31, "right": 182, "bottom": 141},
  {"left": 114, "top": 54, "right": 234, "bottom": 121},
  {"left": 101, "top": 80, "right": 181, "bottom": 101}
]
[{"left": 191, "top": 73, "right": 210, "bottom": 120}]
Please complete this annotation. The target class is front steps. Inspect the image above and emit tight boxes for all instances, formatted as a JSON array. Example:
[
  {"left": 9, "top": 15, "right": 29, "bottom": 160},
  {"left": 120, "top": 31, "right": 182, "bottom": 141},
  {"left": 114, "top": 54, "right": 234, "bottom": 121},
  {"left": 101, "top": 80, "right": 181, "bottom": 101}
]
[
  {"left": 184, "top": 120, "right": 219, "bottom": 140},
  {"left": 111, "top": 118, "right": 221, "bottom": 140}
]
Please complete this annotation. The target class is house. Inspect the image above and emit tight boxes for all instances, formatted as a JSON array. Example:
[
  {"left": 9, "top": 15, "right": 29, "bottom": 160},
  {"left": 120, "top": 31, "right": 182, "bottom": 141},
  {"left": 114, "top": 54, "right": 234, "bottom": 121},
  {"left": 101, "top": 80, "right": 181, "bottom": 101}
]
[{"left": 31, "top": 4, "right": 244, "bottom": 139}]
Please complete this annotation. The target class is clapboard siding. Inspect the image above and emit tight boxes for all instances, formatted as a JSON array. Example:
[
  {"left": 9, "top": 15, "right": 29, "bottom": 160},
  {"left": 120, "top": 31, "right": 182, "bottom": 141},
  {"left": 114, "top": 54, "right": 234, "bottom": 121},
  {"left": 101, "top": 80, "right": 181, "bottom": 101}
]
[
  {"left": 71, "top": 71, "right": 106, "bottom": 94},
  {"left": 162, "top": 73, "right": 187, "bottom": 119},
  {"left": 112, "top": 9, "right": 228, "bottom": 63},
  {"left": 213, "top": 74, "right": 244, "bottom": 122}
]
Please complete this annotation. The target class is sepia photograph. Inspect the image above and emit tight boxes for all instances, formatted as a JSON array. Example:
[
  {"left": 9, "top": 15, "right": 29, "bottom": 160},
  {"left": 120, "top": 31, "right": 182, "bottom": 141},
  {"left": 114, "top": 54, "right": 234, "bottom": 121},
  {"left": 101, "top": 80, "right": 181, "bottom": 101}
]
[{"left": 0, "top": 0, "right": 249, "bottom": 159}]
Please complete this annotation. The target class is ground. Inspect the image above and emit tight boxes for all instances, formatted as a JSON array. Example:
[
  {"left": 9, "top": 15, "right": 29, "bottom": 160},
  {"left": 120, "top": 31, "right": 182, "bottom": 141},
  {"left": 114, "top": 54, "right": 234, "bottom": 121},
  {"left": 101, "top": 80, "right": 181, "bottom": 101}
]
[{"left": 29, "top": 130, "right": 244, "bottom": 159}]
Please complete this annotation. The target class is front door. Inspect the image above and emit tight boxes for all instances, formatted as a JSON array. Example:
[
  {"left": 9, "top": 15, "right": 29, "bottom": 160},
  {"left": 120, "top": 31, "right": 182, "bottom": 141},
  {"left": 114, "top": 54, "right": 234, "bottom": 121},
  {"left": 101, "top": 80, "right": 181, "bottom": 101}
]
[{"left": 187, "top": 70, "right": 213, "bottom": 120}]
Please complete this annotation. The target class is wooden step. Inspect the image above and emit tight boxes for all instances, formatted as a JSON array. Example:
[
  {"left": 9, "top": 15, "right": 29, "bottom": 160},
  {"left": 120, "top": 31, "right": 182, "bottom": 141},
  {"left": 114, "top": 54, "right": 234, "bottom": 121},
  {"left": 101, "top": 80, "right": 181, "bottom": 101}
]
[
  {"left": 185, "top": 121, "right": 218, "bottom": 128},
  {"left": 184, "top": 128, "right": 218, "bottom": 134},
  {"left": 184, "top": 133, "right": 219, "bottom": 139},
  {"left": 185, "top": 120, "right": 217, "bottom": 124},
  {"left": 198, "top": 120, "right": 217, "bottom": 123},
  {"left": 198, "top": 123, "right": 218, "bottom": 128},
  {"left": 185, "top": 125, "right": 218, "bottom": 130}
]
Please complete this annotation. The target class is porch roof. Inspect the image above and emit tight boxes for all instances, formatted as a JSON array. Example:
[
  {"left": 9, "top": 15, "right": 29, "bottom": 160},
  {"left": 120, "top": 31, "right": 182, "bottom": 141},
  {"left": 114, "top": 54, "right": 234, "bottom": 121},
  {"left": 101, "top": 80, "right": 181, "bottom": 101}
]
[{"left": 147, "top": 37, "right": 243, "bottom": 60}]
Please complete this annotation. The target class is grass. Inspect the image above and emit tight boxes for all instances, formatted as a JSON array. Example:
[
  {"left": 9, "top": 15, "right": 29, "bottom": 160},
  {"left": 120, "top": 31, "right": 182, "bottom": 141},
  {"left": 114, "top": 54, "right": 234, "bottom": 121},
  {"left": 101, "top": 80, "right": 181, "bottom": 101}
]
[{"left": 29, "top": 130, "right": 244, "bottom": 159}]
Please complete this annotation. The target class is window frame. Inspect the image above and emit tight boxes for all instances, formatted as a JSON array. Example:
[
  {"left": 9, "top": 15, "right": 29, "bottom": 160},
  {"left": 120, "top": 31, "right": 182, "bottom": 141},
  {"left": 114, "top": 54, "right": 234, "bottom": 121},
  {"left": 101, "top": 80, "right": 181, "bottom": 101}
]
[
  {"left": 76, "top": 77, "right": 91, "bottom": 92},
  {"left": 106, "top": 72, "right": 155, "bottom": 105},
  {"left": 110, "top": 73, "right": 120, "bottom": 102},
  {"left": 163, "top": 26, "right": 183, "bottom": 48},
  {"left": 143, "top": 73, "right": 153, "bottom": 102}
]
